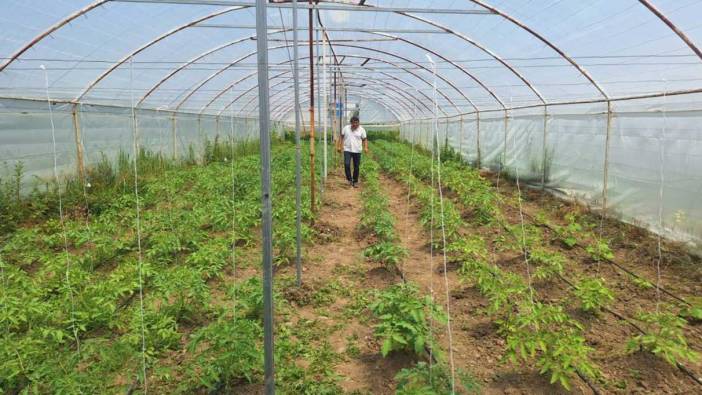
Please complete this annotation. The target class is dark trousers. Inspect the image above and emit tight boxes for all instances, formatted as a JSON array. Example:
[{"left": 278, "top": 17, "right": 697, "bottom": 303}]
[{"left": 344, "top": 151, "right": 361, "bottom": 183}]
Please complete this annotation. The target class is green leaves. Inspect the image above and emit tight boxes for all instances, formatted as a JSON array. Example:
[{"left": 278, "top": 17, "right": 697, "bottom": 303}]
[
  {"left": 586, "top": 239, "right": 614, "bottom": 263},
  {"left": 369, "top": 283, "right": 443, "bottom": 357},
  {"left": 572, "top": 277, "right": 615, "bottom": 313},
  {"left": 626, "top": 309, "right": 700, "bottom": 366}
]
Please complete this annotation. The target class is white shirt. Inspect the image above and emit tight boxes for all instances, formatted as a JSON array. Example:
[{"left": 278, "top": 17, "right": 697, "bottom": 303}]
[{"left": 341, "top": 125, "right": 367, "bottom": 153}]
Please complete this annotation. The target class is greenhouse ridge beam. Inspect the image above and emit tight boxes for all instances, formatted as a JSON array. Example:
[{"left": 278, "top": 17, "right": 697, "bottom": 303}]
[
  {"left": 195, "top": 24, "right": 448, "bottom": 34},
  {"left": 114, "top": 0, "right": 495, "bottom": 14}
]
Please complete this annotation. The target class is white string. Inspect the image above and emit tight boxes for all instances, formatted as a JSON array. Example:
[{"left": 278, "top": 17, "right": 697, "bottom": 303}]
[
  {"left": 513, "top": 133, "right": 536, "bottom": 304},
  {"left": 656, "top": 81, "right": 667, "bottom": 313},
  {"left": 41, "top": 65, "right": 81, "bottom": 356},
  {"left": 230, "top": 86, "right": 238, "bottom": 320},
  {"left": 129, "top": 57, "right": 148, "bottom": 393},
  {"left": 75, "top": 103, "right": 92, "bottom": 237},
  {"left": 403, "top": 99, "right": 418, "bottom": 280},
  {"left": 428, "top": 55, "right": 456, "bottom": 394}
]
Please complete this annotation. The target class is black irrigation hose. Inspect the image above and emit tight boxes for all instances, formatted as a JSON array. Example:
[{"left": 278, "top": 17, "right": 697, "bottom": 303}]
[{"left": 525, "top": 211, "right": 692, "bottom": 307}]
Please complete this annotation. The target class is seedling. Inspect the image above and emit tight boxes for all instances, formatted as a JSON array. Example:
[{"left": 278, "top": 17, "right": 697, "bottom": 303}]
[
  {"left": 626, "top": 310, "right": 699, "bottom": 366},
  {"left": 369, "top": 283, "right": 445, "bottom": 357},
  {"left": 572, "top": 277, "right": 615, "bottom": 313}
]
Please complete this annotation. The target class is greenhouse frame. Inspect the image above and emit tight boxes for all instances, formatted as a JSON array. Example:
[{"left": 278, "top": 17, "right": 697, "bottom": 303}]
[{"left": 2, "top": 0, "right": 702, "bottom": 394}]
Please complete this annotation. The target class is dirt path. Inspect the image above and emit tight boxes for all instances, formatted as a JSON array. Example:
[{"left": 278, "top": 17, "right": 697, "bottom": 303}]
[{"left": 280, "top": 168, "right": 411, "bottom": 393}]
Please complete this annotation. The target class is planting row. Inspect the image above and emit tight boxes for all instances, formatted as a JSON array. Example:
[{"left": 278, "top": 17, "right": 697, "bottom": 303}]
[{"left": 372, "top": 140, "right": 700, "bottom": 391}]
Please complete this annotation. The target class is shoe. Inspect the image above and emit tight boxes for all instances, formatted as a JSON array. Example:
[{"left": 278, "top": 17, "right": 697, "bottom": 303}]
[{"left": 352, "top": 182, "right": 358, "bottom": 188}]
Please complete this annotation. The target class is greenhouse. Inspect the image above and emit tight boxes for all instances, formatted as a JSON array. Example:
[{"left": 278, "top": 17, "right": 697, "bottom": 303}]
[{"left": 2, "top": 0, "right": 702, "bottom": 393}]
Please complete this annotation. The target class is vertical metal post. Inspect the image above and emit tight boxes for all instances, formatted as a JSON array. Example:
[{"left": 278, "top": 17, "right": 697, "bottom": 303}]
[
  {"left": 293, "top": 0, "right": 303, "bottom": 287},
  {"left": 602, "top": 100, "right": 614, "bottom": 220},
  {"left": 216, "top": 115, "right": 220, "bottom": 137},
  {"left": 541, "top": 105, "right": 549, "bottom": 189},
  {"left": 476, "top": 111, "right": 481, "bottom": 168},
  {"left": 71, "top": 104, "right": 86, "bottom": 183},
  {"left": 171, "top": 112, "right": 177, "bottom": 159},
  {"left": 315, "top": 12, "right": 322, "bottom": 195},
  {"left": 458, "top": 115, "right": 464, "bottom": 160},
  {"left": 503, "top": 109, "right": 509, "bottom": 173},
  {"left": 322, "top": 32, "right": 328, "bottom": 181},
  {"left": 308, "top": 0, "right": 316, "bottom": 214},
  {"left": 255, "top": 0, "right": 275, "bottom": 392}
]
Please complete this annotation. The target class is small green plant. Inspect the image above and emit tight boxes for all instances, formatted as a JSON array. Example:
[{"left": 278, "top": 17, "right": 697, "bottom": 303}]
[
  {"left": 395, "top": 361, "right": 480, "bottom": 395},
  {"left": 363, "top": 242, "right": 408, "bottom": 270},
  {"left": 630, "top": 275, "right": 654, "bottom": 290},
  {"left": 530, "top": 248, "right": 566, "bottom": 281},
  {"left": 586, "top": 239, "right": 614, "bottom": 262},
  {"left": 626, "top": 310, "right": 700, "bottom": 366},
  {"left": 679, "top": 299, "right": 702, "bottom": 322},
  {"left": 556, "top": 213, "right": 582, "bottom": 248},
  {"left": 572, "top": 277, "right": 614, "bottom": 313},
  {"left": 499, "top": 301, "right": 599, "bottom": 390},
  {"left": 187, "top": 318, "right": 263, "bottom": 389},
  {"left": 369, "top": 282, "right": 445, "bottom": 357}
]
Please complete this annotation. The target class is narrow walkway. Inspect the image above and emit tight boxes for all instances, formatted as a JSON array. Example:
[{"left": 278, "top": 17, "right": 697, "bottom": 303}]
[{"left": 285, "top": 168, "right": 409, "bottom": 393}]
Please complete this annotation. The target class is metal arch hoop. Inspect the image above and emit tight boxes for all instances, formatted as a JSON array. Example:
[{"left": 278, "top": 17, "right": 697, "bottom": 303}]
[
  {"left": 237, "top": 72, "right": 426, "bottom": 119},
  {"left": 5, "top": 0, "right": 702, "bottom": 106},
  {"left": 637, "top": 0, "right": 702, "bottom": 61},
  {"left": 207, "top": 55, "right": 449, "bottom": 116},
  {"left": 274, "top": 89, "right": 406, "bottom": 121},
  {"left": 227, "top": 71, "right": 420, "bottom": 120},
  {"left": 198, "top": 53, "right": 458, "bottom": 115},
  {"left": 75, "top": 5, "right": 251, "bottom": 103},
  {"left": 178, "top": 42, "right": 477, "bottom": 113},
  {"left": 0, "top": 0, "right": 111, "bottom": 72},
  {"left": 137, "top": 29, "right": 292, "bottom": 106},
  {"left": 387, "top": 11, "right": 546, "bottom": 104},
  {"left": 464, "top": 0, "right": 609, "bottom": 99}
]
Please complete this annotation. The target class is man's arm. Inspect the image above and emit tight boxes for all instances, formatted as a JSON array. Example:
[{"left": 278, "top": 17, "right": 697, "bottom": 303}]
[{"left": 363, "top": 138, "right": 369, "bottom": 154}]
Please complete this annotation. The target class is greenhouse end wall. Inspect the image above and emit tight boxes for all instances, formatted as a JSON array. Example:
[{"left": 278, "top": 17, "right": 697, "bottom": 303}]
[
  {"left": 1, "top": 98, "right": 283, "bottom": 189},
  {"left": 400, "top": 94, "right": 702, "bottom": 254}
]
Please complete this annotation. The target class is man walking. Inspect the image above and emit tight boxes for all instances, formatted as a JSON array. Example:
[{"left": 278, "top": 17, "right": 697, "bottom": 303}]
[{"left": 338, "top": 116, "right": 368, "bottom": 188}]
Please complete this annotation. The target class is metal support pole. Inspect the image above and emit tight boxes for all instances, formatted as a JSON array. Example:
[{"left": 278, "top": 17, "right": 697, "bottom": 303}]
[
  {"left": 71, "top": 104, "right": 86, "bottom": 183},
  {"left": 255, "top": 0, "right": 275, "bottom": 393},
  {"left": 216, "top": 115, "right": 220, "bottom": 137},
  {"left": 476, "top": 111, "right": 481, "bottom": 168},
  {"left": 322, "top": 32, "right": 328, "bottom": 181},
  {"left": 458, "top": 115, "right": 464, "bottom": 159},
  {"left": 293, "top": 0, "right": 303, "bottom": 287},
  {"left": 602, "top": 100, "right": 614, "bottom": 220},
  {"left": 308, "top": 0, "right": 316, "bottom": 214},
  {"left": 171, "top": 112, "right": 177, "bottom": 159},
  {"left": 315, "top": 12, "right": 321, "bottom": 189},
  {"left": 503, "top": 109, "right": 509, "bottom": 173},
  {"left": 541, "top": 105, "right": 549, "bottom": 189}
]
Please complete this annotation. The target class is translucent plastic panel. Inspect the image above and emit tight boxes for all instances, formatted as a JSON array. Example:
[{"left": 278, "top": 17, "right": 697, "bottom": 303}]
[
  {"left": 0, "top": 99, "right": 75, "bottom": 183},
  {"left": 608, "top": 108, "right": 702, "bottom": 249},
  {"left": 478, "top": 116, "right": 505, "bottom": 170}
]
